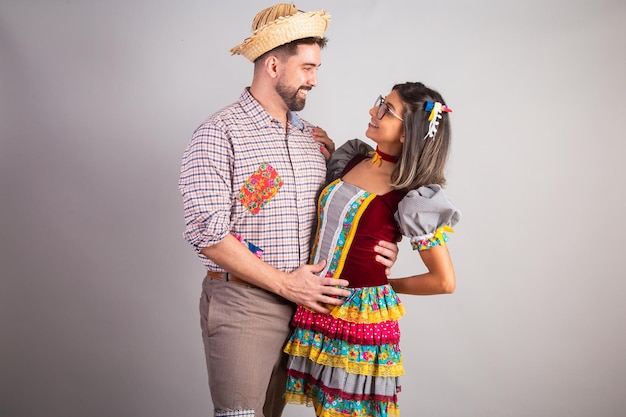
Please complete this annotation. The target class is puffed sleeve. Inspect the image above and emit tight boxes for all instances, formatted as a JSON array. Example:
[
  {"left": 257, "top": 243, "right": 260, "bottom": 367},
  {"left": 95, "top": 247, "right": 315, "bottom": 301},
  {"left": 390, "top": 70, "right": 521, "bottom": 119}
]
[
  {"left": 326, "top": 139, "right": 373, "bottom": 183},
  {"left": 394, "top": 184, "right": 461, "bottom": 251}
]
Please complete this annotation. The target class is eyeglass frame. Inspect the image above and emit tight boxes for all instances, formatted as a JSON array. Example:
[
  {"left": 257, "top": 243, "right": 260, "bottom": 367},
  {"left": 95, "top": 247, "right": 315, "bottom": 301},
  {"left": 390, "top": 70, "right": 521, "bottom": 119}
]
[{"left": 374, "top": 95, "right": 404, "bottom": 121}]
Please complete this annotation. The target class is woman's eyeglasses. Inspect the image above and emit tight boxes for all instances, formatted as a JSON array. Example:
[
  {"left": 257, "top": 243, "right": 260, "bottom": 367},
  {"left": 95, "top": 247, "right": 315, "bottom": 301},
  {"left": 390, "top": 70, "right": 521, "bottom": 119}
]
[{"left": 374, "top": 95, "right": 404, "bottom": 121}]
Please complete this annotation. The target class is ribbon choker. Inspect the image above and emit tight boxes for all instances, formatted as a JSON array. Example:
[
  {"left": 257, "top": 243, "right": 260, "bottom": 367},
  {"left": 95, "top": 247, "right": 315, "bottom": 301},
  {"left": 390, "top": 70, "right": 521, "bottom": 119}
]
[{"left": 370, "top": 147, "right": 399, "bottom": 166}]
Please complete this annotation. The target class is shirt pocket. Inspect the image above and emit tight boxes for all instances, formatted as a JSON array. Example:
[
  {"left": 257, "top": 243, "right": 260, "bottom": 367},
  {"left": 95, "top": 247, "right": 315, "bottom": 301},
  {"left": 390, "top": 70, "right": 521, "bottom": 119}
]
[{"left": 238, "top": 163, "right": 283, "bottom": 215}]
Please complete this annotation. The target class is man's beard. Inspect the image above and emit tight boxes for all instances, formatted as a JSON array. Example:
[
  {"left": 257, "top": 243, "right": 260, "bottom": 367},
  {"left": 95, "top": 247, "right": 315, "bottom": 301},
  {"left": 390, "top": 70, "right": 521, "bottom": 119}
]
[{"left": 276, "top": 80, "right": 308, "bottom": 112}]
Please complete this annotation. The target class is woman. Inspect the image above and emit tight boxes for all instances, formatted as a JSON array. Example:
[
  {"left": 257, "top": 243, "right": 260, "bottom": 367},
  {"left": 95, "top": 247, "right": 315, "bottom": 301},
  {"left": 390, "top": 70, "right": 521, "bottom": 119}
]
[{"left": 283, "top": 82, "right": 461, "bottom": 417}]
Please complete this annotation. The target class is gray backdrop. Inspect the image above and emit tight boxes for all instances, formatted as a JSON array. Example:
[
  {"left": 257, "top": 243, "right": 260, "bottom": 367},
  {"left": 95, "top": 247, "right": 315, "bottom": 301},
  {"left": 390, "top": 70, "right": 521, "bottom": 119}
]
[{"left": 2, "top": 0, "right": 625, "bottom": 416}]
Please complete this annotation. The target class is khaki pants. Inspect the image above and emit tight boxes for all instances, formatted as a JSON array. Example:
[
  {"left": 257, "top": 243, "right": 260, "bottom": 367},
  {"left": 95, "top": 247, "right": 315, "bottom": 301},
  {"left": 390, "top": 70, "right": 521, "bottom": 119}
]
[{"left": 200, "top": 275, "right": 296, "bottom": 417}]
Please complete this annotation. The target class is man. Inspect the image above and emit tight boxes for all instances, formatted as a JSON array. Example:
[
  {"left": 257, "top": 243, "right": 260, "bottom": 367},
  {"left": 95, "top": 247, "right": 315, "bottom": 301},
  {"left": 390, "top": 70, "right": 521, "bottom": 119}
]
[{"left": 178, "top": 4, "right": 398, "bottom": 417}]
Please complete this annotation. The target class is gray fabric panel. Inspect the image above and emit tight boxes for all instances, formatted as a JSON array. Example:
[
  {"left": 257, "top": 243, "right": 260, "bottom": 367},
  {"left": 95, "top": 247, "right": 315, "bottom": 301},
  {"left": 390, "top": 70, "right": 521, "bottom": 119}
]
[
  {"left": 314, "top": 182, "right": 366, "bottom": 278},
  {"left": 287, "top": 356, "right": 400, "bottom": 397}
]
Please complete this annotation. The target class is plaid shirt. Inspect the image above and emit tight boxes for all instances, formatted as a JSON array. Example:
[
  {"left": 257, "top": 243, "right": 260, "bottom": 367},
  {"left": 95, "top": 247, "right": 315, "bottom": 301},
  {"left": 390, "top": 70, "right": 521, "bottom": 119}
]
[{"left": 179, "top": 89, "right": 327, "bottom": 272}]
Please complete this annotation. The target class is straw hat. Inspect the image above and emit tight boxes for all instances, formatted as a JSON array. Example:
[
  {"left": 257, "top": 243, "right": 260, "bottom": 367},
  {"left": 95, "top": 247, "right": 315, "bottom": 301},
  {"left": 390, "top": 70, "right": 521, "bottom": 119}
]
[{"left": 230, "top": 3, "right": 331, "bottom": 62}]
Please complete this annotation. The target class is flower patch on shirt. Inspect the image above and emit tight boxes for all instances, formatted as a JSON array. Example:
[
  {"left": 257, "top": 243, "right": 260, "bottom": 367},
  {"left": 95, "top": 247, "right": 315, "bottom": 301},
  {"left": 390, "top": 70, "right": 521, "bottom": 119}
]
[{"left": 238, "top": 163, "right": 283, "bottom": 214}]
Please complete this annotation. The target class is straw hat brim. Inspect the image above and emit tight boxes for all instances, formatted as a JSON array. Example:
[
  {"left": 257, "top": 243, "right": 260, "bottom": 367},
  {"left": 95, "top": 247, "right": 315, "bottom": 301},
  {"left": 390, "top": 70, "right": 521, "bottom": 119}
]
[{"left": 230, "top": 10, "right": 330, "bottom": 62}]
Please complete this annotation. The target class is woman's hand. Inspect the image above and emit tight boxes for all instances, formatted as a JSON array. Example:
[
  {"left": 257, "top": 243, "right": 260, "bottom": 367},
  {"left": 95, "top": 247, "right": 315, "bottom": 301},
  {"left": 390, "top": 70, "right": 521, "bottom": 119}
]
[
  {"left": 375, "top": 240, "right": 399, "bottom": 276},
  {"left": 312, "top": 126, "right": 335, "bottom": 161}
]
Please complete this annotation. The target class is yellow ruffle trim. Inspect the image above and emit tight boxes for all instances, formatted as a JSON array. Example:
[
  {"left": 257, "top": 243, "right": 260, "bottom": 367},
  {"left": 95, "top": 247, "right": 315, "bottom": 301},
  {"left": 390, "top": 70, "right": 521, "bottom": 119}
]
[
  {"left": 284, "top": 392, "right": 316, "bottom": 407},
  {"left": 330, "top": 303, "right": 406, "bottom": 324},
  {"left": 284, "top": 342, "right": 405, "bottom": 377}
]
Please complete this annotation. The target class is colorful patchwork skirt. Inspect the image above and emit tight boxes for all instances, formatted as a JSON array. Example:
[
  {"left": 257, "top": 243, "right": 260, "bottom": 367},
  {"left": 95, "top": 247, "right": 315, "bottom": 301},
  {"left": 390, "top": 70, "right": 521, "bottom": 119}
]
[{"left": 283, "top": 284, "right": 406, "bottom": 417}]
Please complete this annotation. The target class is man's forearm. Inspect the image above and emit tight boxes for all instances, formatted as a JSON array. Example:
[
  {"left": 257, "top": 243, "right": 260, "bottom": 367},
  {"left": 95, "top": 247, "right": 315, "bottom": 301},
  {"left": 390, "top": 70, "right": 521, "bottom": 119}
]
[{"left": 199, "top": 233, "right": 286, "bottom": 295}]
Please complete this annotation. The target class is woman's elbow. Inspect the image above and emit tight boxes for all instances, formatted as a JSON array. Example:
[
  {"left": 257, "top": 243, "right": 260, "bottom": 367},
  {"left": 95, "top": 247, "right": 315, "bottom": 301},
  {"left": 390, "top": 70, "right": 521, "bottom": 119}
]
[{"left": 440, "top": 271, "right": 456, "bottom": 294}]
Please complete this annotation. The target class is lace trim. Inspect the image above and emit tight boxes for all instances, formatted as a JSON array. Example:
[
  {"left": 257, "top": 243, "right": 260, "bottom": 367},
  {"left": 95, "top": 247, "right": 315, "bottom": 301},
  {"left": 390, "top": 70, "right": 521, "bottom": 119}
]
[
  {"left": 284, "top": 342, "right": 404, "bottom": 377},
  {"left": 411, "top": 225, "right": 454, "bottom": 251},
  {"left": 331, "top": 304, "right": 405, "bottom": 323}
]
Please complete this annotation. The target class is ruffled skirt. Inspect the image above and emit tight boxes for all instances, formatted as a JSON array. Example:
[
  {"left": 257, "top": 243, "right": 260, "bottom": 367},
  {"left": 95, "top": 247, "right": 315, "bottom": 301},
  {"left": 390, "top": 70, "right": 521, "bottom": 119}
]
[{"left": 283, "top": 284, "right": 406, "bottom": 417}]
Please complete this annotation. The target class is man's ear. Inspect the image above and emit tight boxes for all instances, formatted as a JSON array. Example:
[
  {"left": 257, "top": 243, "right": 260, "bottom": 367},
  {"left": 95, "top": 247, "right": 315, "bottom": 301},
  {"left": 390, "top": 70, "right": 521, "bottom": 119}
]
[{"left": 264, "top": 55, "right": 280, "bottom": 79}]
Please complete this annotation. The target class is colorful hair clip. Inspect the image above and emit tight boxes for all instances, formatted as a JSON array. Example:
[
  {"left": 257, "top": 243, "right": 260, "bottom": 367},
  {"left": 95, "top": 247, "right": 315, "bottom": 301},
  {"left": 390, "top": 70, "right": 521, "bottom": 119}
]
[
  {"left": 423, "top": 101, "right": 452, "bottom": 139},
  {"left": 424, "top": 101, "right": 453, "bottom": 116}
]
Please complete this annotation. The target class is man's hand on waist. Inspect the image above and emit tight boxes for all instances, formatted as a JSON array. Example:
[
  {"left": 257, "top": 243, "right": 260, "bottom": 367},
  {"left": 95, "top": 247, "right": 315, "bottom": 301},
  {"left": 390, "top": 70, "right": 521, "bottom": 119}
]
[{"left": 279, "top": 260, "right": 350, "bottom": 314}]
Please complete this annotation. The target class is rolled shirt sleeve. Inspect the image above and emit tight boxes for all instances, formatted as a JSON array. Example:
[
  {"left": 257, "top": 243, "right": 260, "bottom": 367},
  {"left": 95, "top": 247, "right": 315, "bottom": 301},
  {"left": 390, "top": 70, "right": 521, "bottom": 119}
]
[{"left": 179, "top": 121, "right": 233, "bottom": 251}]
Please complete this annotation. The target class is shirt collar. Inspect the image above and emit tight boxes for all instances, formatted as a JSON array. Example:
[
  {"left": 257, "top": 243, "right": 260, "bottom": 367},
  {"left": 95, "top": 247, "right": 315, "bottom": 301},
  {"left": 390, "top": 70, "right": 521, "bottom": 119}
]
[
  {"left": 239, "top": 88, "right": 305, "bottom": 132},
  {"left": 288, "top": 111, "right": 304, "bottom": 130}
]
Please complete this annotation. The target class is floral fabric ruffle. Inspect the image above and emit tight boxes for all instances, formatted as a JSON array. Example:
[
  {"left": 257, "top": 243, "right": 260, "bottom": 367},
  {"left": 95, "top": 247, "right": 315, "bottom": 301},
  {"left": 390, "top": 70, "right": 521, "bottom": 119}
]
[{"left": 410, "top": 225, "right": 454, "bottom": 251}]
